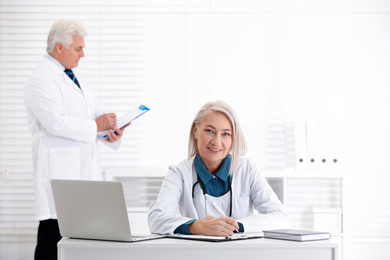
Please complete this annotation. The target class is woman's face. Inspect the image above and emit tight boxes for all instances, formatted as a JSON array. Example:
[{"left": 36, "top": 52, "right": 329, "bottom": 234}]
[{"left": 194, "top": 111, "right": 233, "bottom": 174}]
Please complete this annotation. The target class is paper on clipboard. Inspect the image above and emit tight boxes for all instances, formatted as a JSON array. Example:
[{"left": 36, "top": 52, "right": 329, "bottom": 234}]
[{"left": 97, "top": 104, "right": 150, "bottom": 138}]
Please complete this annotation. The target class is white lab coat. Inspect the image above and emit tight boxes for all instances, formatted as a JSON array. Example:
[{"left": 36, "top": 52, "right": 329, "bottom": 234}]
[
  {"left": 148, "top": 156, "right": 289, "bottom": 234},
  {"left": 24, "top": 56, "right": 120, "bottom": 221}
]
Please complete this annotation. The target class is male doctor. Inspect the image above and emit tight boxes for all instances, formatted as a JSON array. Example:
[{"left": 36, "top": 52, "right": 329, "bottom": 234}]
[{"left": 24, "top": 19, "right": 127, "bottom": 260}]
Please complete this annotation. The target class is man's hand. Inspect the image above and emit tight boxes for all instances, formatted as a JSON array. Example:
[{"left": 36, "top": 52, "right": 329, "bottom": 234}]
[
  {"left": 104, "top": 123, "right": 130, "bottom": 143},
  {"left": 188, "top": 215, "right": 239, "bottom": 237},
  {"left": 95, "top": 113, "right": 117, "bottom": 132}
]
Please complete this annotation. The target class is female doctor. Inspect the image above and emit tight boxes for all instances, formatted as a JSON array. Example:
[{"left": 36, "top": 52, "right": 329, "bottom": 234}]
[{"left": 148, "top": 101, "right": 289, "bottom": 236}]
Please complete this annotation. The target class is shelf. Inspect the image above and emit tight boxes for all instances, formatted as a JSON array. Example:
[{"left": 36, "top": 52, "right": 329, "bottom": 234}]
[
  {"left": 105, "top": 167, "right": 167, "bottom": 180},
  {"left": 263, "top": 169, "right": 347, "bottom": 178}
]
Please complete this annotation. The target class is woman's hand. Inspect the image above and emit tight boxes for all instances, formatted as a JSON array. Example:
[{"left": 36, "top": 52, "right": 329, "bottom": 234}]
[{"left": 188, "top": 215, "right": 239, "bottom": 236}]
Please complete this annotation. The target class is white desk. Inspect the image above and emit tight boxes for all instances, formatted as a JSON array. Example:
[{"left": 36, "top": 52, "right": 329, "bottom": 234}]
[{"left": 58, "top": 237, "right": 339, "bottom": 260}]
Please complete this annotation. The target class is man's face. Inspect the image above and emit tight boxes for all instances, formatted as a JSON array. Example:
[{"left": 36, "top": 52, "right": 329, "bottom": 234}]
[{"left": 57, "top": 35, "right": 85, "bottom": 69}]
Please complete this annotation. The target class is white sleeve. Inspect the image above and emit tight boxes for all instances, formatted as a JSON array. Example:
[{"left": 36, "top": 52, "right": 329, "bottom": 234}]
[
  {"left": 238, "top": 162, "right": 289, "bottom": 232},
  {"left": 94, "top": 98, "right": 121, "bottom": 150},
  {"left": 24, "top": 74, "right": 97, "bottom": 143},
  {"left": 148, "top": 165, "right": 193, "bottom": 235}
]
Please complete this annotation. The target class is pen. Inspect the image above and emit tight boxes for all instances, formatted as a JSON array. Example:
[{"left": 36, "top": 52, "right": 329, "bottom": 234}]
[{"left": 211, "top": 202, "right": 239, "bottom": 233}]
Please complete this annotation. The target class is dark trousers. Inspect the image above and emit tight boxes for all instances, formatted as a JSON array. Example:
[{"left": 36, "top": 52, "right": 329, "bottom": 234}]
[{"left": 35, "top": 219, "right": 62, "bottom": 260}]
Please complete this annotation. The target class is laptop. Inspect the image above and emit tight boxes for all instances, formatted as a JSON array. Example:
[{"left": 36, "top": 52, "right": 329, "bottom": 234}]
[{"left": 51, "top": 179, "right": 164, "bottom": 242}]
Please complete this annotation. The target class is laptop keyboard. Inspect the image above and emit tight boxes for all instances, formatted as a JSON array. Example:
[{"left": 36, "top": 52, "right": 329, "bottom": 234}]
[{"left": 132, "top": 235, "right": 149, "bottom": 238}]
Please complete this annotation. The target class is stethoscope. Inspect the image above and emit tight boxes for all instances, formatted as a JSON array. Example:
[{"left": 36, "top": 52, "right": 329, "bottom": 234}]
[{"left": 192, "top": 173, "right": 233, "bottom": 217}]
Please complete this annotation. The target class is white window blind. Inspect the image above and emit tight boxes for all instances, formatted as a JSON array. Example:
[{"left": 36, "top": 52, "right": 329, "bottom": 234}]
[
  {"left": 286, "top": 177, "right": 343, "bottom": 230},
  {"left": 0, "top": 0, "right": 213, "bottom": 246},
  {"left": 1, "top": 1, "right": 390, "bottom": 259}
]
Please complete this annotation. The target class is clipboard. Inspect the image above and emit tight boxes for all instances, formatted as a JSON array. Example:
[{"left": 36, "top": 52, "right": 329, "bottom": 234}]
[
  {"left": 97, "top": 104, "right": 150, "bottom": 138},
  {"left": 167, "top": 232, "right": 263, "bottom": 242}
]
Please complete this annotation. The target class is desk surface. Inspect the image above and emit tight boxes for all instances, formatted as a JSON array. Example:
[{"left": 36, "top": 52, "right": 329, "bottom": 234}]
[{"left": 58, "top": 237, "right": 339, "bottom": 260}]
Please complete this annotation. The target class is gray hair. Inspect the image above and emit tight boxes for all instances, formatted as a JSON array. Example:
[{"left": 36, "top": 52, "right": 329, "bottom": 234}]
[
  {"left": 188, "top": 100, "right": 247, "bottom": 174},
  {"left": 46, "top": 19, "right": 87, "bottom": 53}
]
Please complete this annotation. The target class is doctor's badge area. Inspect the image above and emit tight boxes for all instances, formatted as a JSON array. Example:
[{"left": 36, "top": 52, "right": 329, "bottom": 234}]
[{"left": 97, "top": 104, "right": 150, "bottom": 138}]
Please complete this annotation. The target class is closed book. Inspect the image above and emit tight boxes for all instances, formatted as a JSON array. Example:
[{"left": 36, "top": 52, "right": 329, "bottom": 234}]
[{"left": 263, "top": 229, "right": 331, "bottom": 242}]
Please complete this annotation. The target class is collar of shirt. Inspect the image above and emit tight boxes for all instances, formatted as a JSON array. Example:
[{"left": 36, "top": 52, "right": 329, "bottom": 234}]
[
  {"left": 45, "top": 53, "right": 65, "bottom": 71},
  {"left": 194, "top": 153, "right": 231, "bottom": 185}
]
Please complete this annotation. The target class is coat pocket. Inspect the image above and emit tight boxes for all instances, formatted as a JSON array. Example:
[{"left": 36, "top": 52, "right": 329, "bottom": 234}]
[
  {"left": 233, "top": 196, "right": 252, "bottom": 219},
  {"left": 49, "top": 147, "right": 81, "bottom": 179}
]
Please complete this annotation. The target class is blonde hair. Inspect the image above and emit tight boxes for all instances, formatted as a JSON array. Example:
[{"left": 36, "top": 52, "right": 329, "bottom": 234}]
[
  {"left": 188, "top": 100, "right": 247, "bottom": 174},
  {"left": 47, "top": 19, "right": 87, "bottom": 53}
]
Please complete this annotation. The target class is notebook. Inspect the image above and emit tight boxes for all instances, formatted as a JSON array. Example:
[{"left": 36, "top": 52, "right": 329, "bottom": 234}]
[
  {"left": 263, "top": 229, "right": 331, "bottom": 242},
  {"left": 51, "top": 179, "right": 163, "bottom": 242}
]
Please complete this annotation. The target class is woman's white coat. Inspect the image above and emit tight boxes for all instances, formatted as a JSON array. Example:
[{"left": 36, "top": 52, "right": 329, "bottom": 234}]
[{"left": 148, "top": 156, "right": 289, "bottom": 234}]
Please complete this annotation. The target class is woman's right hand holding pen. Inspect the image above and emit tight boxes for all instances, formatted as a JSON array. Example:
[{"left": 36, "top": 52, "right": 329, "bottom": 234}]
[{"left": 188, "top": 215, "right": 239, "bottom": 237}]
